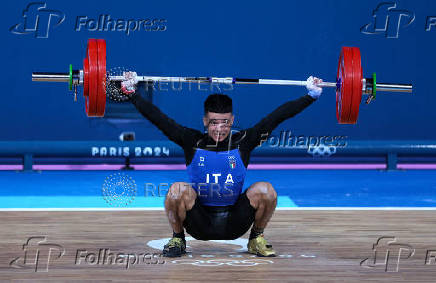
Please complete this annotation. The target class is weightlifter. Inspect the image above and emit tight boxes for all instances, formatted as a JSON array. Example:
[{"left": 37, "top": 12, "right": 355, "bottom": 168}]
[{"left": 121, "top": 73, "right": 323, "bottom": 257}]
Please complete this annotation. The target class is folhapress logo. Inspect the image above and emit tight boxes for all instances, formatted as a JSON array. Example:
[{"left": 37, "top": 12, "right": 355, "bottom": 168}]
[
  {"left": 360, "top": 237, "right": 415, "bottom": 272},
  {"left": 361, "top": 2, "right": 415, "bottom": 38},
  {"left": 9, "top": 236, "right": 65, "bottom": 272},
  {"left": 10, "top": 2, "right": 65, "bottom": 38}
]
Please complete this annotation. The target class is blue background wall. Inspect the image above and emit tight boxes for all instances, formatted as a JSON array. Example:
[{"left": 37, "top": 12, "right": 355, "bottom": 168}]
[{"left": 1, "top": 0, "right": 434, "bottom": 141}]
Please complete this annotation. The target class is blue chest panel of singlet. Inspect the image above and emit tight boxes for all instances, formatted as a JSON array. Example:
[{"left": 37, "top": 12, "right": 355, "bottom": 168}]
[{"left": 186, "top": 148, "right": 247, "bottom": 206}]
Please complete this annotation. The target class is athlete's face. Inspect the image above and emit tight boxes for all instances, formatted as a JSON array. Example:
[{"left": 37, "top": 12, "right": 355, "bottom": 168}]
[{"left": 203, "top": 112, "right": 234, "bottom": 142}]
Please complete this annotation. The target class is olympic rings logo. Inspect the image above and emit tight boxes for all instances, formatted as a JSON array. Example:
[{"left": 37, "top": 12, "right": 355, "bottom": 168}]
[
  {"left": 171, "top": 259, "right": 273, "bottom": 266},
  {"left": 307, "top": 144, "right": 337, "bottom": 157}
]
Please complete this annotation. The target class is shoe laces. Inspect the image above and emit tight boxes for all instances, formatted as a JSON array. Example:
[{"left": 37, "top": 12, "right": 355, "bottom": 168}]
[
  {"left": 168, "top": 237, "right": 183, "bottom": 247},
  {"left": 256, "top": 235, "right": 272, "bottom": 249}
]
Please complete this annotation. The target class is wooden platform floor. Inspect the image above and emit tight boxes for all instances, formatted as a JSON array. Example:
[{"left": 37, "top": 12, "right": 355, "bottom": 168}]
[{"left": 1, "top": 210, "right": 436, "bottom": 282}]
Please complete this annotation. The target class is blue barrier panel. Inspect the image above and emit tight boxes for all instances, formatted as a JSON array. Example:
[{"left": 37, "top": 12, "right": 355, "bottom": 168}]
[{"left": 0, "top": 140, "right": 435, "bottom": 170}]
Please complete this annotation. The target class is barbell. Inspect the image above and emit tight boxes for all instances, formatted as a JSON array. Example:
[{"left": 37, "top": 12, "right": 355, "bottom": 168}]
[{"left": 32, "top": 38, "right": 413, "bottom": 124}]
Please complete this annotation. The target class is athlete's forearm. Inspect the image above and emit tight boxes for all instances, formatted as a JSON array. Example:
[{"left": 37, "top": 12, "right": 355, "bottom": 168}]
[
  {"left": 130, "top": 93, "right": 186, "bottom": 145},
  {"left": 252, "top": 94, "right": 315, "bottom": 133},
  {"left": 241, "top": 94, "right": 315, "bottom": 150}
]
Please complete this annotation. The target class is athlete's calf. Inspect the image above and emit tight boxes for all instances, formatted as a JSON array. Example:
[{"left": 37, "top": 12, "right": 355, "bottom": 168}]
[{"left": 164, "top": 182, "right": 197, "bottom": 233}]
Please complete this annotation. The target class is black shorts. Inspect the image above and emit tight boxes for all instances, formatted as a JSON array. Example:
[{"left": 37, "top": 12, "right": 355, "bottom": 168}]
[{"left": 183, "top": 191, "right": 256, "bottom": 240}]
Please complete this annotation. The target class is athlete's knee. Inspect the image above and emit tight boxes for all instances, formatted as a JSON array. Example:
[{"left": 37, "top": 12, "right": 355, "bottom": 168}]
[
  {"left": 259, "top": 182, "right": 277, "bottom": 202},
  {"left": 250, "top": 182, "right": 277, "bottom": 202},
  {"left": 166, "top": 182, "right": 196, "bottom": 205}
]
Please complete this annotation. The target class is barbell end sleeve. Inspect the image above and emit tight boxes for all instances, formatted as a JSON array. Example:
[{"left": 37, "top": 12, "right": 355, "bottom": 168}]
[
  {"left": 375, "top": 83, "right": 413, "bottom": 93},
  {"left": 32, "top": 71, "right": 83, "bottom": 83},
  {"left": 32, "top": 72, "right": 71, "bottom": 82},
  {"left": 363, "top": 77, "right": 413, "bottom": 94}
]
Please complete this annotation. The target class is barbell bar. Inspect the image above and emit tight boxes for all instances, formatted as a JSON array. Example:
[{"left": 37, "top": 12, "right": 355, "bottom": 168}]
[{"left": 32, "top": 38, "right": 413, "bottom": 123}]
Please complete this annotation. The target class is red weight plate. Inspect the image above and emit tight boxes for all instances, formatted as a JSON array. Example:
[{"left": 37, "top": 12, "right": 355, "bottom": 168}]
[
  {"left": 335, "top": 54, "right": 342, "bottom": 122},
  {"left": 336, "top": 47, "right": 352, "bottom": 124},
  {"left": 95, "top": 39, "right": 107, "bottom": 117},
  {"left": 336, "top": 49, "right": 345, "bottom": 123},
  {"left": 83, "top": 57, "right": 90, "bottom": 117},
  {"left": 348, "top": 47, "right": 363, "bottom": 124},
  {"left": 84, "top": 42, "right": 91, "bottom": 115},
  {"left": 83, "top": 58, "right": 89, "bottom": 97},
  {"left": 343, "top": 47, "right": 354, "bottom": 124},
  {"left": 87, "top": 39, "right": 98, "bottom": 117}
]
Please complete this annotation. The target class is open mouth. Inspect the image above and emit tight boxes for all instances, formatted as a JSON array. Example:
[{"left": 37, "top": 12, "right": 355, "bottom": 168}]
[{"left": 214, "top": 132, "right": 225, "bottom": 140}]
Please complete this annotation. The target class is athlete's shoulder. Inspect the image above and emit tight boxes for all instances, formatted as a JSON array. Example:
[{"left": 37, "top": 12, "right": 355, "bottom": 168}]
[{"left": 179, "top": 127, "right": 205, "bottom": 147}]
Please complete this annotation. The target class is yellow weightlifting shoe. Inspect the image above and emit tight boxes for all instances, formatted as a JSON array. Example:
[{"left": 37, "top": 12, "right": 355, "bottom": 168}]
[
  {"left": 247, "top": 235, "right": 276, "bottom": 257},
  {"left": 163, "top": 237, "right": 186, "bottom": 257}
]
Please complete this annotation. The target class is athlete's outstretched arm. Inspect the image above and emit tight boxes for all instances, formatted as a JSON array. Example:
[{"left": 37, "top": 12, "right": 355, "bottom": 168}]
[
  {"left": 248, "top": 94, "right": 315, "bottom": 135},
  {"left": 119, "top": 71, "right": 202, "bottom": 147},
  {"left": 130, "top": 93, "right": 202, "bottom": 147},
  {"left": 244, "top": 76, "right": 322, "bottom": 149}
]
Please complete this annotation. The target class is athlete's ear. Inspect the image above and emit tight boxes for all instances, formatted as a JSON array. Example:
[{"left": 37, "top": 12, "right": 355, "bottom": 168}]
[
  {"left": 230, "top": 114, "right": 235, "bottom": 125},
  {"left": 203, "top": 113, "right": 209, "bottom": 127}
]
